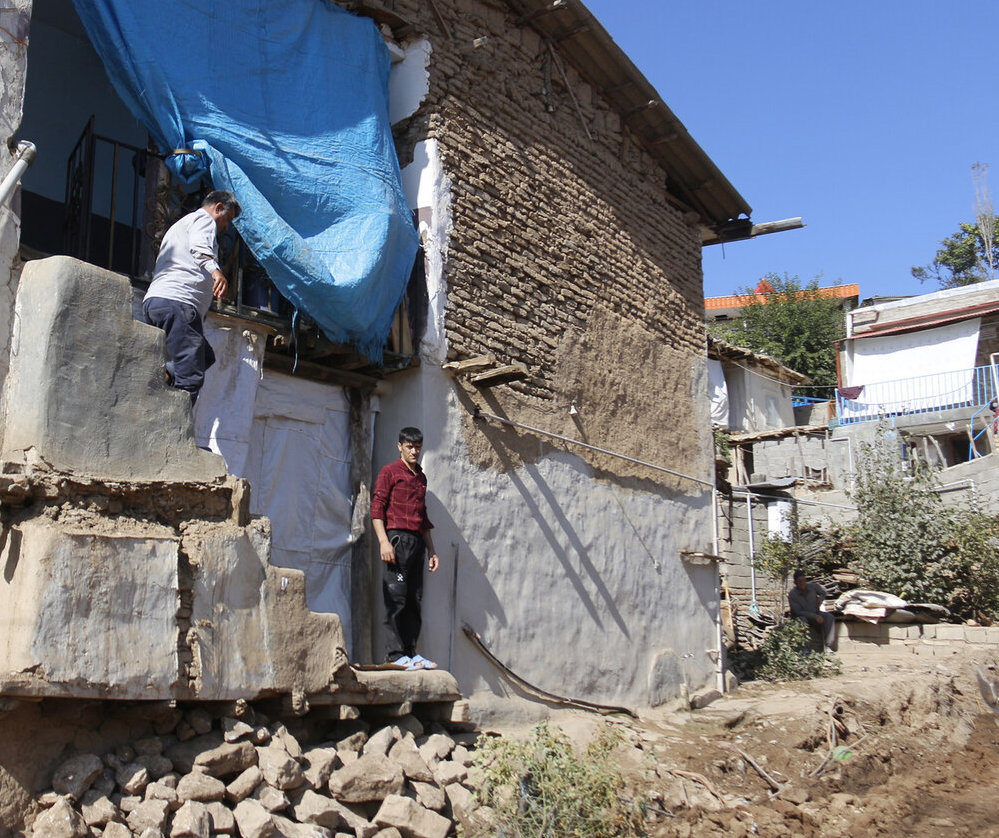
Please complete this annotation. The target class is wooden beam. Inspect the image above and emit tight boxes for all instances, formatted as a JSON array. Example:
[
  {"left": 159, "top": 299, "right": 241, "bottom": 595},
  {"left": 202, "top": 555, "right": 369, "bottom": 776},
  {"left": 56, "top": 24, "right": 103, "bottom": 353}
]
[
  {"left": 442, "top": 354, "right": 496, "bottom": 374},
  {"left": 470, "top": 364, "right": 529, "bottom": 387},
  {"left": 264, "top": 353, "right": 379, "bottom": 391}
]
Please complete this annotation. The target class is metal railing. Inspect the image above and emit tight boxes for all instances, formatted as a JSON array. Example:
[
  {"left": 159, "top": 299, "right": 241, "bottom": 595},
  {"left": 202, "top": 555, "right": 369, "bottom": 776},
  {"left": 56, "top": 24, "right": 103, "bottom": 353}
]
[
  {"left": 836, "top": 364, "right": 998, "bottom": 426},
  {"left": 61, "top": 117, "right": 418, "bottom": 367},
  {"left": 64, "top": 115, "right": 149, "bottom": 276},
  {"left": 62, "top": 116, "right": 298, "bottom": 334}
]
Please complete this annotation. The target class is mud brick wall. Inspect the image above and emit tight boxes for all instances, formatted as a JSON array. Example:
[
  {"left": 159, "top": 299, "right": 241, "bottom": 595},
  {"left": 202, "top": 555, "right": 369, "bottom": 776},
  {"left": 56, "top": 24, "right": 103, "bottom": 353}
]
[{"left": 388, "top": 0, "right": 706, "bottom": 403}]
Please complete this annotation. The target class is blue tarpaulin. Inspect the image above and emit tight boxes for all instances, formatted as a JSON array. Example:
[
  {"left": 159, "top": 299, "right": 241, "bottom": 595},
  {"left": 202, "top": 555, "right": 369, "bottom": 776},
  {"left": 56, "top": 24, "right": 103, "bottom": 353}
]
[{"left": 72, "top": 0, "right": 419, "bottom": 359}]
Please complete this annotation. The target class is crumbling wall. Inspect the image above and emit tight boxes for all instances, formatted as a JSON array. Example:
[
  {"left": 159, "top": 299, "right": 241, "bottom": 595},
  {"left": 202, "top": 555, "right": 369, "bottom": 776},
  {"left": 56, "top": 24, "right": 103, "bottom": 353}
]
[
  {"left": 387, "top": 0, "right": 707, "bottom": 476},
  {"left": 0, "top": 1, "right": 32, "bottom": 391},
  {"left": 372, "top": 0, "right": 720, "bottom": 709},
  {"left": 0, "top": 257, "right": 349, "bottom": 703}
]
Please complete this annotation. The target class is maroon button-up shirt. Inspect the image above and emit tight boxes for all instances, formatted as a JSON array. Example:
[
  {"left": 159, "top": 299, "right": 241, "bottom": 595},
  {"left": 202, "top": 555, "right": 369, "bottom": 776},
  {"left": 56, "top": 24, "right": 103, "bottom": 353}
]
[{"left": 371, "top": 457, "right": 433, "bottom": 533}]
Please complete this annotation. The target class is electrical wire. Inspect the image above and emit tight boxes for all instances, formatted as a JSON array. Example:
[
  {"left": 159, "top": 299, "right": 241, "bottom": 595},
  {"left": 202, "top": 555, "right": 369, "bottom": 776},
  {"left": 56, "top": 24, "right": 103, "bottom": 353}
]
[{"left": 462, "top": 625, "right": 637, "bottom": 718}]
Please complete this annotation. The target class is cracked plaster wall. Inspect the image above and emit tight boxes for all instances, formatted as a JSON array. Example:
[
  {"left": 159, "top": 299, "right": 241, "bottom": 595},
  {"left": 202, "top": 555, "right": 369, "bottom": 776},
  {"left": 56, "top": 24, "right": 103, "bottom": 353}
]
[{"left": 375, "top": 0, "right": 720, "bottom": 710}]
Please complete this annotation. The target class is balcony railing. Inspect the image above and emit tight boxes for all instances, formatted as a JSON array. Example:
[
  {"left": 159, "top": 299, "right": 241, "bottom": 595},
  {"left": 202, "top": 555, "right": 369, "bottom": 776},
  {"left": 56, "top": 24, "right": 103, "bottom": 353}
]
[
  {"left": 61, "top": 117, "right": 418, "bottom": 373},
  {"left": 836, "top": 364, "right": 998, "bottom": 426}
]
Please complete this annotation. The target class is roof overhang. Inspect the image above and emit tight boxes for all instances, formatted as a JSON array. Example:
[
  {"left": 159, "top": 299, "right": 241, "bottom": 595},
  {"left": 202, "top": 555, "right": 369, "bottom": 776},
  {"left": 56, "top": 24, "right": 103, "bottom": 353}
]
[
  {"left": 843, "top": 300, "right": 999, "bottom": 342},
  {"left": 499, "top": 0, "right": 752, "bottom": 234}
]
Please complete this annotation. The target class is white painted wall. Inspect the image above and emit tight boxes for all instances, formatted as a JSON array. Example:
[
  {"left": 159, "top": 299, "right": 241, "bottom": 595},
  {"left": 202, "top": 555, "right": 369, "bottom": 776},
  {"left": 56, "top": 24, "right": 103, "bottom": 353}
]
[
  {"left": 372, "top": 367, "right": 720, "bottom": 709},
  {"left": 723, "top": 361, "right": 795, "bottom": 433},
  {"left": 0, "top": 1, "right": 31, "bottom": 391}
]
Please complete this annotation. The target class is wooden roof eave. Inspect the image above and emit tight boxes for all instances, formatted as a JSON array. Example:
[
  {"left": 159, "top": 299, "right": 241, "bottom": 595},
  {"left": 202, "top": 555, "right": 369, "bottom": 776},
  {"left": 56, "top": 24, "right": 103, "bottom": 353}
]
[{"left": 500, "top": 0, "right": 752, "bottom": 230}]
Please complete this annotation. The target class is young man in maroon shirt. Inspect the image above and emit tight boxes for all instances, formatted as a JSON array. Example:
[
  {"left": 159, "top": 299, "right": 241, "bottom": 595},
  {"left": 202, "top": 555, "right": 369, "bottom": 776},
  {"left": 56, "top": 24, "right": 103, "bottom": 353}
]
[{"left": 371, "top": 427, "right": 441, "bottom": 669}]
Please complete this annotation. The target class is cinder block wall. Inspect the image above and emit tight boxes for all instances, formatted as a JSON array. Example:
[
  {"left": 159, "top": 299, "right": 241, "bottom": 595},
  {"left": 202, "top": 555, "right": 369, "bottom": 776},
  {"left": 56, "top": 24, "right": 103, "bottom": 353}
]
[
  {"left": 750, "top": 432, "right": 832, "bottom": 483},
  {"left": 715, "top": 492, "right": 786, "bottom": 643}
]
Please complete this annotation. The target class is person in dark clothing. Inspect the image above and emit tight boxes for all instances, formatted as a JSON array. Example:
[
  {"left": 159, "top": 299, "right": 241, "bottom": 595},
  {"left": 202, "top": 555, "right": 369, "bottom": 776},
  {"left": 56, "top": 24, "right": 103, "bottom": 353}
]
[
  {"left": 371, "top": 427, "right": 440, "bottom": 670},
  {"left": 789, "top": 570, "right": 836, "bottom": 653}
]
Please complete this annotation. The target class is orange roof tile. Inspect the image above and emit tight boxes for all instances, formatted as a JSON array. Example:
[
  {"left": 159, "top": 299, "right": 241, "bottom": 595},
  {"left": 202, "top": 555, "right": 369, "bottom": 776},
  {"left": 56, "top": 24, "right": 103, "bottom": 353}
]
[{"left": 705, "top": 283, "right": 859, "bottom": 310}]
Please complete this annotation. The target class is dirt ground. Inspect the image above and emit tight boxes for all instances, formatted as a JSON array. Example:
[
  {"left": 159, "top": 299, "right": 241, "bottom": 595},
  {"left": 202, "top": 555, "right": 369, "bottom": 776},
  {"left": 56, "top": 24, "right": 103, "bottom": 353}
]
[{"left": 507, "top": 642, "right": 999, "bottom": 837}]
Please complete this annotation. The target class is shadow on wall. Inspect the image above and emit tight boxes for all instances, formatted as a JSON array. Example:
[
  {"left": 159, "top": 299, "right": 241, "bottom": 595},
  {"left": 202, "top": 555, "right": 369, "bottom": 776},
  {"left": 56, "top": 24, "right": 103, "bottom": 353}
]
[{"left": 415, "top": 494, "right": 509, "bottom": 698}]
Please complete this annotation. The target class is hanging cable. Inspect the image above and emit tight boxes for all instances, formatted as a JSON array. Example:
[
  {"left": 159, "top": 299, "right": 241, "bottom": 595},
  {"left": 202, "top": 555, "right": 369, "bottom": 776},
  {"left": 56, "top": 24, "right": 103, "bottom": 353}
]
[{"left": 472, "top": 409, "right": 714, "bottom": 488}]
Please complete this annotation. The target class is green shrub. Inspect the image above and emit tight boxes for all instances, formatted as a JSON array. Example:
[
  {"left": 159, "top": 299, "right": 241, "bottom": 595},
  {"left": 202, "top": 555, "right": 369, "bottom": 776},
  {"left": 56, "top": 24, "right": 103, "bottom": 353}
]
[
  {"left": 756, "top": 620, "right": 841, "bottom": 681},
  {"left": 846, "top": 423, "right": 999, "bottom": 619},
  {"left": 469, "top": 722, "right": 643, "bottom": 837}
]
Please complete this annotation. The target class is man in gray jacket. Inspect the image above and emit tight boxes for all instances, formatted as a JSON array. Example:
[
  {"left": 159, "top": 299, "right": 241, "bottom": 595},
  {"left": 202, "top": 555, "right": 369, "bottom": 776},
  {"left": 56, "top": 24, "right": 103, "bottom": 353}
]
[{"left": 142, "top": 190, "right": 241, "bottom": 405}]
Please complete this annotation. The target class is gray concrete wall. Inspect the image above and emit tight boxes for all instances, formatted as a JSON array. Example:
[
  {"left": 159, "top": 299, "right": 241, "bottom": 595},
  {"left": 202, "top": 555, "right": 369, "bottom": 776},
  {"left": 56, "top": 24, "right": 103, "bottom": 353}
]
[
  {"left": 0, "top": 257, "right": 348, "bottom": 701},
  {"left": 1, "top": 256, "right": 225, "bottom": 483},
  {"left": 0, "top": 1, "right": 31, "bottom": 391},
  {"left": 750, "top": 431, "right": 832, "bottom": 483}
]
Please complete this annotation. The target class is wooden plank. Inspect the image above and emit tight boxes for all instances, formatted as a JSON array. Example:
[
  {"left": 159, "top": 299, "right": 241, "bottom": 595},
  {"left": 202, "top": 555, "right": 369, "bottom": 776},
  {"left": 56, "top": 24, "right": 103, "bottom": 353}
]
[
  {"left": 264, "top": 353, "right": 378, "bottom": 391},
  {"left": 442, "top": 354, "right": 495, "bottom": 374},
  {"left": 470, "top": 364, "right": 529, "bottom": 387}
]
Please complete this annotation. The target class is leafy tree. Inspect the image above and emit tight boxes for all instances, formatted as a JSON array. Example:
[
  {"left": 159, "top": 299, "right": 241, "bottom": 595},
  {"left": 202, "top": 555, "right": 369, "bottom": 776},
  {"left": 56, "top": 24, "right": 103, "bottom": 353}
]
[
  {"left": 708, "top": 273, "right": 845, "bottom": 391},
  {"left": 845, "top": 422, "right": 999, "bottom": 619},
  {"left": 911, "top": 216, "right": 999, "bottom": 288},
  {"left": 846, "top": 425, "right": 955, "bottom": 603}
]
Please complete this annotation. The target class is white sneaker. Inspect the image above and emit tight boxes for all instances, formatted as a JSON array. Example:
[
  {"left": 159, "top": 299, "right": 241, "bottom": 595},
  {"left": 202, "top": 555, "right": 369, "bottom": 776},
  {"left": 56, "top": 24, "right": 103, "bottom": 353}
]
[
  {"left": 825, "top": 646, "right": 836, "bottom": 655},
  {"left": 409, "top": 654, "right": 438, "bottom": 670},
  {"left": 390, "top": 656, "right": 412, "bottom": 669}
]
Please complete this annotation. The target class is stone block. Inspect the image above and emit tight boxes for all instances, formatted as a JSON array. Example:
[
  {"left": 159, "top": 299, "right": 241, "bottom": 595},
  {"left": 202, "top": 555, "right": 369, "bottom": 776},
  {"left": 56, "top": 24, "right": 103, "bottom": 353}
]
[
  {"left": 373, "top": 795, "right": 450, "bottom": 838},
  {"left": 934, "top": 625, "right": 966, "bottom": 641},
  {"left": 328, "top": 753, "right": 404, "bottom": 803},
  {"left": 964, "top": 627, "right": 989, "bottom": 644},
  {"left": 887, "top": 625, "right": 921, "bottom": 641},
  {"left": 170, "top": 800, "right": 212, "bottom": 838},
  {"left": 176, "top": 772, "right": 226, "bottom": 803},
  {"left": 193, "top": 741, "right": 257, "bottom": 778},
  {"left": 0, "top": 520, "right": 179, "bottom": 697},
  {"left": 31, "top": 797, "right": 89, "bottom": 838},
  {"left": 51, "top": 754, "right": 104, "bottom": 800},
  {"left": 1, "top": 256, "right": 226, "bottom": 483},
  {"left": 233, "top": 799, "right": 276, "bottom": 838},
  {"left": 256, "top": 745, "right": 305, "bottom": 790},
  {"left": 184, "top": 522, "right": 347, "bottom": 701}
]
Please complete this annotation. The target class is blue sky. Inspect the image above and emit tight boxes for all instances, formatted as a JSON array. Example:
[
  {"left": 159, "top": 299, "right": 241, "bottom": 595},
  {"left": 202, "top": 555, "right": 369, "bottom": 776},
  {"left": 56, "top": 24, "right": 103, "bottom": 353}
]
[{"left": 582, "top": 1, "right": 999, "bottom": 301}]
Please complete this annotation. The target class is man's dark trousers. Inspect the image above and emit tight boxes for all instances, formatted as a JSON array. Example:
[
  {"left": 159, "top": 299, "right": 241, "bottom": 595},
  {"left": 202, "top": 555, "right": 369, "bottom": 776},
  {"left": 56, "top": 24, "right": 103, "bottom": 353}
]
[
  {"left": 382, "top": 529, "right": 426, "bottom": 661},
  {"left": 142, "top": 297, "right": 216, "bottom": 405}
]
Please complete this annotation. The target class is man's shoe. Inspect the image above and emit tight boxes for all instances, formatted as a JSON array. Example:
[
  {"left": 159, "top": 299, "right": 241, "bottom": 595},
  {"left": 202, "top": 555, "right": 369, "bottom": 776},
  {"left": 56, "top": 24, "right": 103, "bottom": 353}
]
[{"left": 409, "top": 654, "right": 438, "bottom": 670}]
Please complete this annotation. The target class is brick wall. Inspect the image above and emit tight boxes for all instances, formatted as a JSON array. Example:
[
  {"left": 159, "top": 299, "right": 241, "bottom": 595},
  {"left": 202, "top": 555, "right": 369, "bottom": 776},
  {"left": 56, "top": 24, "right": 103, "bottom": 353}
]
[{"left": 389, "top": 0, "right": 706, "bottom": 403}]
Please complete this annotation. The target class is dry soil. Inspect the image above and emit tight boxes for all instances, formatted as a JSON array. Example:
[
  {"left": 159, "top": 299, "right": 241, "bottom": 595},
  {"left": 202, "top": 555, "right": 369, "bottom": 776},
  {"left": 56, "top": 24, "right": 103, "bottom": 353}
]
[{"left": 501, "top": 642, "right": 999, "bottom": 837}]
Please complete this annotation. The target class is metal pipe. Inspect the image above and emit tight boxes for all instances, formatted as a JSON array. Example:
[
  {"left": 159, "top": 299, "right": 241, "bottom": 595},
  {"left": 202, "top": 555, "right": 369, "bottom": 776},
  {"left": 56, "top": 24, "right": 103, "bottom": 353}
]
[
  {"left": 472, "top": 409, "right": 715, "bottom": 488},
  {"left": 108, "top": 141, "right": 120, "bottom": 268},
  {"left": 934, "top": 478, "right": 978, "bottom": 508},
  {"left": 0, "top": 141, "right": 37, "bottom": 207},
  {"left": 745, "top": 491, "right": 757, "bottom": 608},
  {"left": 711, "top": 487, "right": 726, "bottom": 694}
]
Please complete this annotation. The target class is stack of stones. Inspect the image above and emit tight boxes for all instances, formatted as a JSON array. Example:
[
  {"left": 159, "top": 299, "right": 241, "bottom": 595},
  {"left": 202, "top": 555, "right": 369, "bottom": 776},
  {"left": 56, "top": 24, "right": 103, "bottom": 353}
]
[{"left": 28, "top": 707, "right": 490, "bottom": 838}]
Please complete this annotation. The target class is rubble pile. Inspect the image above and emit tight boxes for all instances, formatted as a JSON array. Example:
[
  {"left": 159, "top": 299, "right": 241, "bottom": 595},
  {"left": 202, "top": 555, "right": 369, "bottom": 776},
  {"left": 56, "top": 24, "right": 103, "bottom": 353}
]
[{"left": 28, "top": 706, "right": 490, "bottom": 838}]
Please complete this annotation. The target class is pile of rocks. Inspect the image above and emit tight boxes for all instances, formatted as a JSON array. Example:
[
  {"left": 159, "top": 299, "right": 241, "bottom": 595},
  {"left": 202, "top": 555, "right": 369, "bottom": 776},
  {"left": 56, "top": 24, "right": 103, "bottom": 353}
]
[{"left": 29, "top": 707, "right": 490, "bottom": 838}]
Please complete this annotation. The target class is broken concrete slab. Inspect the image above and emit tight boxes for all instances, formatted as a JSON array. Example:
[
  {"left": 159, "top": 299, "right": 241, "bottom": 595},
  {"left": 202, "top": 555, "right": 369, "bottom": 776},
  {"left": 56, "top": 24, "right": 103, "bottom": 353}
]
[
  {"left": 0, "top": 520, "right": 178, "bottom": 697},
  {"left": 1, "top": 256, "right": 226, "bottom": 484}
]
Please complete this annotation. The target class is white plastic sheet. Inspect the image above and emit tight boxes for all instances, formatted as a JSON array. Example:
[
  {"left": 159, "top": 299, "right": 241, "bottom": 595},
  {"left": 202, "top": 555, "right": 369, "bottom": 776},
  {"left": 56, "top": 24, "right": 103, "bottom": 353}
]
[
  {"left": 194, "top": 328, "right": 358, "bottom": 648},
  {"left": 708, "top": 358, "right": 730, "bottom": 428},
  {"left": 841, "top": 319, "right": 981, "bottom": 421}
]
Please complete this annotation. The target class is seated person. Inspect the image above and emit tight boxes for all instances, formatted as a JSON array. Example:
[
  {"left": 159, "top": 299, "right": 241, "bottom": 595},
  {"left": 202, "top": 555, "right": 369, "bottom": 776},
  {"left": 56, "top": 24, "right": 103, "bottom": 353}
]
[{"left": 789, "top": 570, "right": 836, "bottom": 654}]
